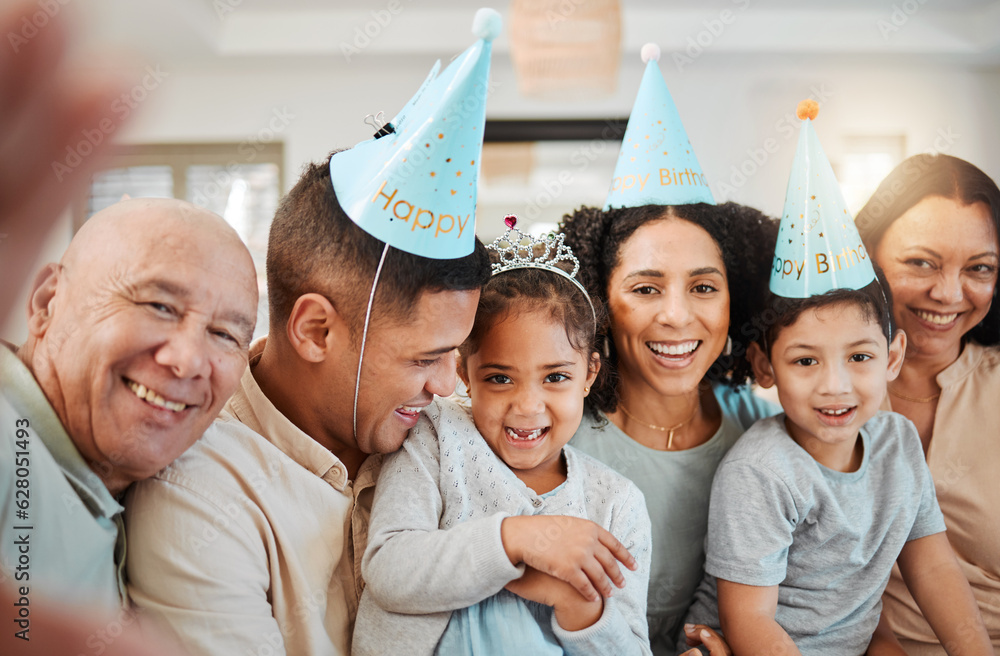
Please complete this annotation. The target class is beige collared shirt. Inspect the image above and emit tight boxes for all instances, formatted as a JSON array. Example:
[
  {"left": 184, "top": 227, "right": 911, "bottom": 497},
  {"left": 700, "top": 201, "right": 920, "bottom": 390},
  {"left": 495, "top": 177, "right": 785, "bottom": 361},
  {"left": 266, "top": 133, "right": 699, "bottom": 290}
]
[
  {"left": 882, "top": 341, "right": 1000, "bottom": 653},
  {"left": 125, "top": 338, "right": 379, "bottom": 656}
]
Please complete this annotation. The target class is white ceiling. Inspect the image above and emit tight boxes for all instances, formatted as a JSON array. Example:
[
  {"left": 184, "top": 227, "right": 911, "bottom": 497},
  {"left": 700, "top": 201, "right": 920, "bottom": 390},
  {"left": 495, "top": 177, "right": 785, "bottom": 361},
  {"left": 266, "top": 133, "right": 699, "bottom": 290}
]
[{"left": 73, "top": 0, "right": 1000, "bottom": 68}]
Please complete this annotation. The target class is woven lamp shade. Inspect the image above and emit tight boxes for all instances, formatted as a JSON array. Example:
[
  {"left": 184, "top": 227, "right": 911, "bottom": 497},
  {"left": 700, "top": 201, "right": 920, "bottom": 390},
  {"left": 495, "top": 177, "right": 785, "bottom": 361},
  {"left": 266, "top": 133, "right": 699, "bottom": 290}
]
[{"left": 509, "top": 0, "right": 621, "bottom": 100}]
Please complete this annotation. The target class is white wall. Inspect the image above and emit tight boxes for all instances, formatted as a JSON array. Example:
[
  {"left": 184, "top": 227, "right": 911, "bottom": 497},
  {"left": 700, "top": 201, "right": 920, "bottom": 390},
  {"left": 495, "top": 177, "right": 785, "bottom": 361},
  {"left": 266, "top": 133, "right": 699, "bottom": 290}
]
[
  {"left": 113, "top": 52, "right": 1000, "bottom": 218},
  {"left": 5, "top": 45, "right": 998, "bottom": 342}
]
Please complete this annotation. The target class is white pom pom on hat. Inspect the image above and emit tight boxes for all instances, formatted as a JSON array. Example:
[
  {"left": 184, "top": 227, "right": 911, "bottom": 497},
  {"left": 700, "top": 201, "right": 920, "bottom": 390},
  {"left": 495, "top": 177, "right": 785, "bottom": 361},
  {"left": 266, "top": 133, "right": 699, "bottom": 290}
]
[
  {"left": 473, "top": 7, "right": 502, "bottom": 41},
  {"left": 641, "top": 43, "right": 661, "bottom": 63}
]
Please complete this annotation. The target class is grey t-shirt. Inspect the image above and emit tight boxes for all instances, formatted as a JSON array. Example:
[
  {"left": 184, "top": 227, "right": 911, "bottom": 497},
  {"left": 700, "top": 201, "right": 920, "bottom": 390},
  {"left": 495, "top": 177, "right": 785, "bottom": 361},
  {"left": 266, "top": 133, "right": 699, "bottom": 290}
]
[
  {"left": 570, "top": 383, "right": 777, "bottom": 654},
  {"left": 684, "top": 412, "right": 946, "bottom": 656}
]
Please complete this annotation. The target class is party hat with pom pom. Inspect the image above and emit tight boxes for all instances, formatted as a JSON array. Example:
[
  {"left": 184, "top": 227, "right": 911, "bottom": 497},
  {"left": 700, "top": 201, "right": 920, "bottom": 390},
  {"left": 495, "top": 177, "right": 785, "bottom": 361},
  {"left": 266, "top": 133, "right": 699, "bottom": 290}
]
[
  {"left": 770, "top": 100, "right": 875, "bottom": 298},
  {"left": 604, "top": 43, "right": 714, "bottom": 209},
  {"left": 329, "top": 8, "right": 500, "bottom": 259}
]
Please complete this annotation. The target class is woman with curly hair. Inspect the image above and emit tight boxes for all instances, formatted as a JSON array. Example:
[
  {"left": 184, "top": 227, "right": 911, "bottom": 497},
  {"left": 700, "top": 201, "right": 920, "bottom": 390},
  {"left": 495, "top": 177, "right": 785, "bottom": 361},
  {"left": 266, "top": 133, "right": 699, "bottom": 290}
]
[
  {"left": 559, "top": 200, "right": 779, "bottom": 653},
  {"left": 557, "top": 45, "right": 782, "bottom": 652},
  {"left": 857, "top": 154, "right": 1000, "bottom": 653}
]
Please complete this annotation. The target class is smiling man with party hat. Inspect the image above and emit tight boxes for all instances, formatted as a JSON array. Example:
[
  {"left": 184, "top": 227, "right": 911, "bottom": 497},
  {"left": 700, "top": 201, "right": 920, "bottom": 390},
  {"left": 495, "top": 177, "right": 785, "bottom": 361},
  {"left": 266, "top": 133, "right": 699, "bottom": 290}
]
[
  {"left": 124, "top": 10, "right": 501, "bottom": 656},
  {"left": 681, "top": 101, "right": 993, "bottom": 655}
]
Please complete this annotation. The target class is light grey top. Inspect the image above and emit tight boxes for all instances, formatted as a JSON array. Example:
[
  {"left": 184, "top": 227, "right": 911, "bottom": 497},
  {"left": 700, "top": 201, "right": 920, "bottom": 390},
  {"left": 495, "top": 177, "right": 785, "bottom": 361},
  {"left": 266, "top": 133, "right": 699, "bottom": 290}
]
[
  {"left": 355, "top": 398, "right": 653, "bottom": 656},
  {"left": 569, "top": 382, "right": 777, "bottom": 653},
  {"left": 684, "top": 412, "right": 946, "bottom": 656},
  {"left": 0, "top": 345, "right": 125, "bottom": 611}
]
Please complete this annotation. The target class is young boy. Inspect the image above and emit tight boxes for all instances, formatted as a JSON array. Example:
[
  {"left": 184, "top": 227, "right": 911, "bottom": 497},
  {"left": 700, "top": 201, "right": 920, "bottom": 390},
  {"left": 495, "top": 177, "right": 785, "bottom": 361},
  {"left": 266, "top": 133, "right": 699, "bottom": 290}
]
[
  {"left": 680, "top": 102, "right": 993, "bottom": 656},
  {"left": 682, "top": 279, "right": 991, "bottom": 654}
]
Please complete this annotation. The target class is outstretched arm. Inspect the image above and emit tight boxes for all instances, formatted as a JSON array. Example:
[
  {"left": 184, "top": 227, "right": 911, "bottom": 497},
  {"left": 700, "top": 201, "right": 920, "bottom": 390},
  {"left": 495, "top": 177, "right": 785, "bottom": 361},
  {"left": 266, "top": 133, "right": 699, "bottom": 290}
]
[
  {"left": 897, "top": 532, "right": 993, "bottom": 656},
  {"left": 717, "top": 579, "right": 802, "bottom": 656},
  {"left": 0, "top": 1, "right": 127, "bottom": 322}
]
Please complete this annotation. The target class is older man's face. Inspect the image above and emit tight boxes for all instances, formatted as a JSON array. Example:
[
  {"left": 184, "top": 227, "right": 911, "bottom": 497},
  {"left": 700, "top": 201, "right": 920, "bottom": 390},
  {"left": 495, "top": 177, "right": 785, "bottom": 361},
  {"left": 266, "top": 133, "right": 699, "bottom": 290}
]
[{"left": 32, "top": 201, "right": 257, "bottom": 490}]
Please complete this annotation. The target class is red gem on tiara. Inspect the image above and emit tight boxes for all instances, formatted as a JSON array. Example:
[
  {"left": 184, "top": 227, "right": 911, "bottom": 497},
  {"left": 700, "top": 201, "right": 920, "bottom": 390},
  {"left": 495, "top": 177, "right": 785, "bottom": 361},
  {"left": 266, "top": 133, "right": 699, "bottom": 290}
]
[{"left": 504, "top": 214, "right": 517, "bottom": 229}]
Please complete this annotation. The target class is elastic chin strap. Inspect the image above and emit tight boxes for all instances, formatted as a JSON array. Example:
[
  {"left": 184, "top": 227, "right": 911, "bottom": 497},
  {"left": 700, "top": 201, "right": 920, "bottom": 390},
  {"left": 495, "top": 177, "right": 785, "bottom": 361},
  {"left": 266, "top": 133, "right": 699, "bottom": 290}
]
[
  {"left": 353, "top": 243, "right": 391, "bottom": 442},
  {"left": 876, "top": 279, "right": 892, "bottom": 344}
]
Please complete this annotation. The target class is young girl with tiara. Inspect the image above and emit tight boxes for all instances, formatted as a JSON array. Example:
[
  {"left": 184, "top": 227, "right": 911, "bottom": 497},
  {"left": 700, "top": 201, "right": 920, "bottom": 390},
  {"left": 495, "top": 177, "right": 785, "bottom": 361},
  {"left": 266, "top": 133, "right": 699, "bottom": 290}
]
[{"left": 352, "top": 216, "right": 653, "bottom": 656}]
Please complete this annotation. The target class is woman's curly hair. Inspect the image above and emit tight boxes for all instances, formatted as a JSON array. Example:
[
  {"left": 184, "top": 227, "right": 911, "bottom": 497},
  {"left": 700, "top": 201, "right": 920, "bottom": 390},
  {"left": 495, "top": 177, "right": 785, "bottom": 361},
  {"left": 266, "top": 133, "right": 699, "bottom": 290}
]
[{"left": 559, "top": 202, "right": 778, "bottom": 416}]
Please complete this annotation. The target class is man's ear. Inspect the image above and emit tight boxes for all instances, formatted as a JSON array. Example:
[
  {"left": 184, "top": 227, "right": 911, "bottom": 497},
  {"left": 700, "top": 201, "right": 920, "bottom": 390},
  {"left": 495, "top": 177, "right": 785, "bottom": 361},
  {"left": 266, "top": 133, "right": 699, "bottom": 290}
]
[
  {"left": 885, "top": 329, "right": 907, "bottom": 382},
  {"left": 26, "top": 264, "right": 61, "bottom": 338},
  {"left": 286, "top": 293, "right": 348, "bottom": 363},
  {"left": 747, "top": 341, "right": 776, "bottom": 389}
]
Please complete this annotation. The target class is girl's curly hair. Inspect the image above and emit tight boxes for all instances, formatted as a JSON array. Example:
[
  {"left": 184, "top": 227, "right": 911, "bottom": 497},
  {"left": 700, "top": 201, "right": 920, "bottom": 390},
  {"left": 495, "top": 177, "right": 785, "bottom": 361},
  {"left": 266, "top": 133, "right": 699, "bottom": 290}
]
[{"left": 558, "top": 202, "right": 778, "bottom": 416}]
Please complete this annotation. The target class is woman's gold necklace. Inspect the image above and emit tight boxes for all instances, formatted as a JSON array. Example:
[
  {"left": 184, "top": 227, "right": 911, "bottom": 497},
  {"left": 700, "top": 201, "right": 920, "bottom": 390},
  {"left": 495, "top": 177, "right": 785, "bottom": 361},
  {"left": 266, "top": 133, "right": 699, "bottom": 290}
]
[
  {"left": 888, "top": 385, "right": 940, "bottom": 403},
  {"left": 618, "top": 403, "right": 699, "bottom": 450}
]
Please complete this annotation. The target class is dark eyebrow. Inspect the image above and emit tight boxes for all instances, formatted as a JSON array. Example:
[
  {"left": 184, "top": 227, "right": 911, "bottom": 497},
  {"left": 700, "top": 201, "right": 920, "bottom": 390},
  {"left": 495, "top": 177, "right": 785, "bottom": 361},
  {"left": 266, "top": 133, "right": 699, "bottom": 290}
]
[
  {"left": 622, "top": 269, "right": 663, "bottom": 281},
  {"left": 623, "top": 266, "right": 724, "bottom": 281},
  {"left": 479, "top": 361, "right": 575, "bottom": 369},
  {"left": 420, "top": 346, "right": 460, "bottom": 358},
  {"left": 785, "top": 338, "right": 879, "bottom": 351},
  {"left": 902, "top": 246, "right": 998, "bottom": 262},
  {"left": 903, "top": 246, "right": 942, "bottom": 259},
  {"left": 969, "top": 251, "right": 1000, "bottom": 261},
  {"left": 478, "top": 362, "right": 512, "bottom": 371}
]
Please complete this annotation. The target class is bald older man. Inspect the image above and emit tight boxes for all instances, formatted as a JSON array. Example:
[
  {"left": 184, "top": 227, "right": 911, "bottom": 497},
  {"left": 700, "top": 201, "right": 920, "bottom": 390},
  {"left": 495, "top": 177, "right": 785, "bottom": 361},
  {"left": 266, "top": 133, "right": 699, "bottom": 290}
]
[{"left": 0, "top": 198, "right": 258, "bottom": 614}]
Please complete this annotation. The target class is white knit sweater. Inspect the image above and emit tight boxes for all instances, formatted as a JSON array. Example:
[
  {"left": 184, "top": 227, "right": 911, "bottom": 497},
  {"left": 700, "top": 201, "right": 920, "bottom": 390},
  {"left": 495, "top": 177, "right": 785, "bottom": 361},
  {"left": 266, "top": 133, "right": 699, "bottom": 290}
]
[{"left": 353, "top": 398, "right": 652, "bottom": 656}]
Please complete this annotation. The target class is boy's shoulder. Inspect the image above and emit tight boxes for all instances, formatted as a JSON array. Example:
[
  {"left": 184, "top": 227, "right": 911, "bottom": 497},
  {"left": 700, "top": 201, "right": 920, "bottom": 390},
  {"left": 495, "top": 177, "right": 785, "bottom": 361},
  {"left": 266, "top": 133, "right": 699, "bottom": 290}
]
[
  {"left": 863, "top": 409, "right": 918, "bottom": 435},
  {"left": 861, "top": 410, "right": 925, "bottom": 461},
  {"left": 724, "top": 414, "right": 795, "bottom": 463}
]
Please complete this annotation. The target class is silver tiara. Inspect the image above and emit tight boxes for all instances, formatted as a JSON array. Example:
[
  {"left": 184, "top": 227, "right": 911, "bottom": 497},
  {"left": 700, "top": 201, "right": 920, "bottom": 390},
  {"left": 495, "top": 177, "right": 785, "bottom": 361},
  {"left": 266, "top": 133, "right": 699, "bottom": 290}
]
[{"left": 486, "top": 215, "right": 596, "bottom": 324}]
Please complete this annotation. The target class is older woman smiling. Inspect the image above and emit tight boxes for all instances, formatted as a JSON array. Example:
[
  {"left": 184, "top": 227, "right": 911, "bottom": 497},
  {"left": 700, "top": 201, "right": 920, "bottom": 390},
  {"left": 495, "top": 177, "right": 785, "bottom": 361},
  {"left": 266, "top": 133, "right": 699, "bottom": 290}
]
[{"left": 857, "top": 153, "right": 1000, "bottom": 653}]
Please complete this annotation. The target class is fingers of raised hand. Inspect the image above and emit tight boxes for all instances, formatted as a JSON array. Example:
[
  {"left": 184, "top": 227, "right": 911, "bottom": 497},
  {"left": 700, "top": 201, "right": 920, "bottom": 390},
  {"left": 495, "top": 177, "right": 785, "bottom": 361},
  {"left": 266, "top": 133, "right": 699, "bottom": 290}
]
[{"left": 683, "top": 624, "right": 733, "bottom": 656}]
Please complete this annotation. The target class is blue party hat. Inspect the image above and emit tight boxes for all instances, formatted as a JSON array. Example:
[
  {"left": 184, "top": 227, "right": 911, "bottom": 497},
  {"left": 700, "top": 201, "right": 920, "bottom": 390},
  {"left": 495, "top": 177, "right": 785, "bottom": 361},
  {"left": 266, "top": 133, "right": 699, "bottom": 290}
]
[
  {"left": 329, "top": 8, "right": 501, "bottom": 259},
  {"left": 770, "top": 101, "right": 875, "bottom": 298},
  {"left": 604, "top": 43, "right": 714, "bottom": 210}
]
